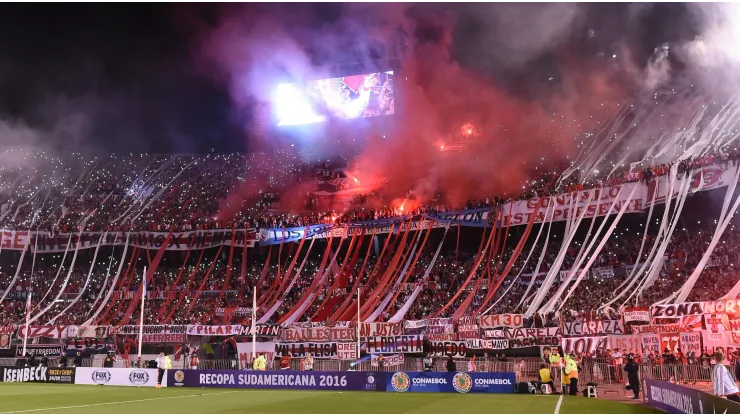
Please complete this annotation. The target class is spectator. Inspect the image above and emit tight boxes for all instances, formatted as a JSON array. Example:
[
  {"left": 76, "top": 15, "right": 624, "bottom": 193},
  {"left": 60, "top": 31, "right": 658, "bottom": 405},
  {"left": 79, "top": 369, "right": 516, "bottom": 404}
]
[
  {"left": 303, "top": 353, "right": 313, "bottom": 372},
  {"left": 280, "top": 353, "right": 291, "bottom": 370},
  {"left": 253, "top": 353, "right": 267, "bottom": 372},
  {"left": 446, "top": 355, "right": 456, "bottom": 372},
  {"left": 713, "top": 351, "right": 740, "bottom": 403}
]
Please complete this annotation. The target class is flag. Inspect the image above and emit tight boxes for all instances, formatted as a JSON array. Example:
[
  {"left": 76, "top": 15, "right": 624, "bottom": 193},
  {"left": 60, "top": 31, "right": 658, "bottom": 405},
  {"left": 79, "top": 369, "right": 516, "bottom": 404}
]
[{"left": 142, "top": 268, "right": 147, "bottom": 298}]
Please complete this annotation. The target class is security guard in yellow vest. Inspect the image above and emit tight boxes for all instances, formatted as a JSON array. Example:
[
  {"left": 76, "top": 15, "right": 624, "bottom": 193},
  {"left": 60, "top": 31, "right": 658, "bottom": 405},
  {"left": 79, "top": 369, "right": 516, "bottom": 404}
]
[{"left": 564, "top": 354, "right": 579, "bottom": 396}]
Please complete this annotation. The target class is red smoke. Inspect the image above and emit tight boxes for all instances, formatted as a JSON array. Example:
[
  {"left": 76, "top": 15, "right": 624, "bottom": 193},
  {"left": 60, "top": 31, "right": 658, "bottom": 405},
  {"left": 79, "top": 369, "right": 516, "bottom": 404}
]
[{"left": 194, "top": 4, "right": 632, "bottom": 217}]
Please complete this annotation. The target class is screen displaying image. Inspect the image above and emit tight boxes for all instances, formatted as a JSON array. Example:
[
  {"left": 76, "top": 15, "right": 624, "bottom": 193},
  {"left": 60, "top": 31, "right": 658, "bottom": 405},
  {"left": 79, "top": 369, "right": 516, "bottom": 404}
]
[{"left": 275, "top": 71, "right": 394, "bottom": 126}]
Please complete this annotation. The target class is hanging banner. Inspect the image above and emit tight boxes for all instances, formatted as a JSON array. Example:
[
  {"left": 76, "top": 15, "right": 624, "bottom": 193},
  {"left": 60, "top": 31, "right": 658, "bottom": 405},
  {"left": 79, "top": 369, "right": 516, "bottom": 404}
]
[
  {"left": 425, "top": 324, "right": 455, "bottom": 335},
  {"left": 504, "top": 327, "right": 559, "bottom": 339},
  {"left": 336, "top": 343, "right": 357, "bottom": 361},
  {"left": 631, "top": 324, "right": 683, "bottom": 334},
  {"left": 282, "top": 327, "right": 356, "bottom": 342},
  {"left": 648, "top": 165, "right": 738, "bottom": 204},
  {"left": 0, "top": 229, "right": 258, "bottom": 253},
  {"left": 659, "top": 333, "right": 680, "bottom": 353},
  {"left": 562, "top": 320, "right": 623, "bottom": 336},
  {"left": 464, "top": 339, "right": 509, "bottom": 351},
  {"left": 0, "top": 326, "right": 14, "bottom": 350},
  {"left": 680, "top": 332, "right": 702, "bottom": 355},
  {"left": 427, "top": 318, "right": 454, "bottom": 326},
  {"left": 426, "top": 341, "right": 467, "bottom": 358},
  {"left": 138, "top": 333, "right": 186, "bottom": 343},
  {"left": 641, "top": 334, "right": 660, "bottom": 353},
  {"left": 403, "top": 320, "right": 428, "bottom": 330},
  {"left": 251, "top": 325, "right": 281, "bottom": 337},
  {"left": 682, "top": 316, "right": 703, "bottom": 332},
  {"left": 457, "top": 324, "right": 480, "bottom": 340},
  {"left": 726, "top": 319, "right": 740, "bottom": 331},
  {"left": 186, "top": 325, "right": 247, "bottom": 336},
  {"left": 235, "top": 342, "right": 276, "bottom": 363},
  {"left": 704, "top": 314, "right": 727, "bottom": 332},
  {"left": 562, "top": 336, "right": 608, "bottom": 355},
  {"left": 258, "top": 218, "right": 454, "bottom": 246},
  {"left": 497, "top": 183, "right": 645, "bottom": 227},
  {"left": 64, "top": 339, "right": 114, "bottom": 355},
  {"left": 116, "top": 325, "right": 187, "bottom": 336},
  {"left": 651, "top": 303, "right": 704, "bottom": 318},
  {"left": 482, "top": 329, "right": 505, "bottom": 339},
  {"left": 76, "top": 326, "right": 114, "bottom": 339},
  {"left": 364, "top": 335, "right": 423, "bottom": 354},
  {"left": 456, "top": 316, "right": 479, "bottom": 340},
  {"left": 702, "top": 330, "right": 729, "bottom": 355},
  {"left": 651, "top": 299, "right": 740, "bottom": 319},
  {"left": 274, "top": 342, "right": 356, "bottom": 359},
  {"left": 214, "top": 307, "right": 253, "bottom": 317},
  {"left": 17, "top": 325, "right": 68, "bottom": 339},
  {"left": 623, "top": 308, "right": 650, "bottom": 323},
  {"left": 371, "top": 354, "right": 405, "bottom": 367},
  {"left": 291, "top": 322, "right": 326, "bottom": 329},
  {"left": 359, "top": 323, "right": 403, "bottom": 337},
  {"left": 426, "top": 334, "right": 457, "bottom": 342},
  {"left": 730, "top": 332, "right": 740, "bottom": 347},
  {"left": 559, "top": 269, "right": 588, "bottom": 282},
  {"left": 425, "top": 208, "right": 492, "bottom": 228},
  {"left": 479, "top": 314, "right": 523, "bottom": 329},
  {"left": 607, "top": 335, "right": 641, "bottom": 353},
  {"left": 425, "top": 318, "right": 455, "bottom": 336},
  {"left": 14, "top": 344, "right": 64, "bottom": 357}
]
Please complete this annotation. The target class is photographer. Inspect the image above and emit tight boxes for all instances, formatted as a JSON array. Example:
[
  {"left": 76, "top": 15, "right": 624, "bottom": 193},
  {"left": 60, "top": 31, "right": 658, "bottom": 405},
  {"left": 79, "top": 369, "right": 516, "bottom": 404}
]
[{"left": 103, "top": 351, "right": 115, "bottom": 368}]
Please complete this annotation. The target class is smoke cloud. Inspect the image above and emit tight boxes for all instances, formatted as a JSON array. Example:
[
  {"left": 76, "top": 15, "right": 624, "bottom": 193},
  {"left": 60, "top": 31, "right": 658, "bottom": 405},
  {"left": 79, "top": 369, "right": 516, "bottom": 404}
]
[{"left": 199, "top": 4, "right": 722, "bottom": 214}]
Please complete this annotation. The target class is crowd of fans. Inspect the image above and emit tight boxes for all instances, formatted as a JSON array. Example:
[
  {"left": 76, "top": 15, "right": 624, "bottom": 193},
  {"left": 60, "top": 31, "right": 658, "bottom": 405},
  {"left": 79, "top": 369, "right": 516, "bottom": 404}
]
[
  {"left": 2, "top": 216, "right": 738, "bottom": 327},
  {"left": 3, "top": 145, "right": 739, "bottom": 235},
  {"left": 1, "top": 144, "right": 740, "bottom": 328}
]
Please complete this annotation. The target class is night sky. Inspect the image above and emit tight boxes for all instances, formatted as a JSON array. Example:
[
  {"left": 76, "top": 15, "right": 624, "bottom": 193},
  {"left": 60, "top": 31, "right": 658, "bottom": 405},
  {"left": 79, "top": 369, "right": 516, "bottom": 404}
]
[{"left": 0, "top": 3, "right": 698, "bottom": 155}]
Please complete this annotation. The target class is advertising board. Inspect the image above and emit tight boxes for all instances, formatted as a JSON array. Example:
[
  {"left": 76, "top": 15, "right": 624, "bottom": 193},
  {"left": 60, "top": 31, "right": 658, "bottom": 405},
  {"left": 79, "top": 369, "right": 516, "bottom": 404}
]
[
  {"left": 74, "top": 367, "right": 162, "bottom": 388},
  {"left": 1, "top": 366, "right": 75, "bottom": 384},
  {"left": 386, "top": 372, "right": 516, "bottom": 394}
]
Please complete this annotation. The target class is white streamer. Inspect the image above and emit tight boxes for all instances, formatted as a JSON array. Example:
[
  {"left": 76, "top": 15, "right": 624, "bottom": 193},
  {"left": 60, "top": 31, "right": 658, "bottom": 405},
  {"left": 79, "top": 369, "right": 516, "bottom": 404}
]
[
  {"left": 555, "top": 185, "right": 640, "bottom": 311},
  {"left": 637, "top": 172, "right": 693, "bottom": 304},
  {"left": 483, "top": 204, "right": 553, "bottom": 315},
  {"left": 84, "top": 232, "right": 131, "bottom": 325},
  {"left": 366, "top": 229, "right": 424, "bottom": 322},
  {"left": 525, "top": 190, "right": 594, "bottom": 317},
  {"left": 257, "top": 237, "right": 317, "bottom": 324},
  {"left": 47, "top": 232, "right": 108, "bottom": 324},
  {"left": 516, "top": 211, "right": 555, "bottom": 311},
  {"left": 27, "top": 230, "right": 84, "bottom": 325},
  {"left": 283, "top": 230, "right": 348, "bottom": 325},
  {"left": 389, "top": 225, "right": 450, "bottom": 323}
]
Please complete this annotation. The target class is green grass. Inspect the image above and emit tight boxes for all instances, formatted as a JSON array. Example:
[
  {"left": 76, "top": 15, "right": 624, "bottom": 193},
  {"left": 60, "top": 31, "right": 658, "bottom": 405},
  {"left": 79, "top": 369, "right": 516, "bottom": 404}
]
[{"left": 0, "top": 384, "right": 661, "bottom": 414}]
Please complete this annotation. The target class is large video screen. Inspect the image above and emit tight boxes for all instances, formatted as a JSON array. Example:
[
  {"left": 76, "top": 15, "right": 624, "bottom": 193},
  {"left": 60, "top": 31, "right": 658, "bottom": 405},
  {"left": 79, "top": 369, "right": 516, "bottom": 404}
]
[{"left": 274, "top": 71, "right": 394, "bottom": 126}]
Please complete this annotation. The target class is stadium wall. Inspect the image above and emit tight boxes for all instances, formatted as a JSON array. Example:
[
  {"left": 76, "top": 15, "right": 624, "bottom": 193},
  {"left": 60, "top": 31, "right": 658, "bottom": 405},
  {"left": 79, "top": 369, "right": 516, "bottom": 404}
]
[{"left": 644, "top": 378, "right": 740, "bottom": 414}]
